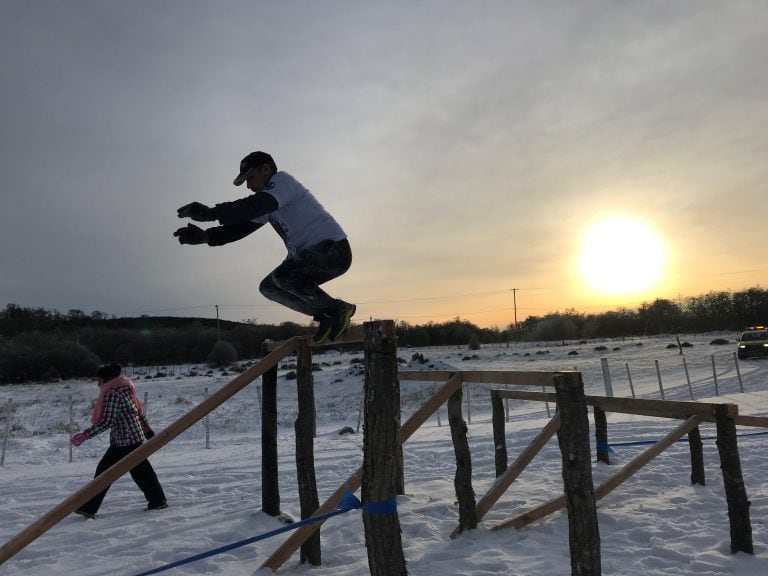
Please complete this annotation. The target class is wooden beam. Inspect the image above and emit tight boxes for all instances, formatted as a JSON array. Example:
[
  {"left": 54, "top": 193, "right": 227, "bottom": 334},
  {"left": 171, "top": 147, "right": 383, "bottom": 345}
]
[
  {"left": 0, "top": 337, "right": 301, "bottom": 566},
  {"left": 594, "top": 415, "right": 704, "bottom": 499},
  {"left": 318, "top": 323, "right": 365, "bottom": 346},
  {"left": 265, "top": 324, "right": 365, "bottom": 352},
  {"left": 468, "top": 414, "right": 560, "bottom": 529},
  {"left": 494, "top": 415, "right": 704, "bottom": 531},
  {"left": 460, "top": 371, "right": 559, "bottom": 387},
  {"left": 494, "top": 389, "right": 737, "bottom": 422},
  {"left": 399, "top": 370, "right": 561, "bottom": 386},
  {"left": 398, "top": 370, "right": 456, "bottom": 382},
  {"left": 735, "top": 414, "right": 768, "bottom": 428},
  {"left": 260, "top": 468, "right": 364, "bottom": 572},
  {"left": 398, "top": 373, "right": 463, "bottom": 444}
]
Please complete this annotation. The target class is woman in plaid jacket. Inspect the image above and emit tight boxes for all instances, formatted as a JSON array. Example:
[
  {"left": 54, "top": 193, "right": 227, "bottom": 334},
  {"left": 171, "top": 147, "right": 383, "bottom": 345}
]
[{"left": 70, "top": 363, "right": 167, "bottom": 518}]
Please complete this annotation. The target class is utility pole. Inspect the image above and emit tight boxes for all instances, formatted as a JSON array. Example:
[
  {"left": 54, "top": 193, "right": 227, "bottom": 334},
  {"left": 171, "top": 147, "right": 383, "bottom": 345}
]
[{"left": 511, "top": 288, "right": 518, "bottom": 346}]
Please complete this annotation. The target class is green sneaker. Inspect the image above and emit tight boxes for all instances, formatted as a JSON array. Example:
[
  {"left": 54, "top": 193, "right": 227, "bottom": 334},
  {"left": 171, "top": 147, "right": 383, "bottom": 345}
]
[
  {"left": 312, "top": 313, "right": 332, "bottom": 345},
  {"left": 329, "top": 303, "right": 356, "bottom": 342}
]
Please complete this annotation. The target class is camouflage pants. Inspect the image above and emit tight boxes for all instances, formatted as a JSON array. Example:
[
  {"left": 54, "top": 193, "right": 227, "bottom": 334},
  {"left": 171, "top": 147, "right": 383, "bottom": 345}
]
[{"left": 259, "top": 238, "right": 352, "bottom": 318}]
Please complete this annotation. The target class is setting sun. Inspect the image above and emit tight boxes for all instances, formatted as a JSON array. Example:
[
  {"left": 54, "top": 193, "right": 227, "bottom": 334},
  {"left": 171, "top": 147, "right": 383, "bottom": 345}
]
[{"left": 578, "top": 217, "right": 666, "bottom": 296}]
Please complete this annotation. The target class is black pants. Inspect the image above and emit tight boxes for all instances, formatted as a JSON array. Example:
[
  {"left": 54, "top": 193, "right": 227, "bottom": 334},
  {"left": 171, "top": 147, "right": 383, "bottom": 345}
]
[
  {"left": 259, "top": 238, "right": 352, "bottom": 318},
  {"left": 78, "top": 443, "right": 166, "bottom": 515}
]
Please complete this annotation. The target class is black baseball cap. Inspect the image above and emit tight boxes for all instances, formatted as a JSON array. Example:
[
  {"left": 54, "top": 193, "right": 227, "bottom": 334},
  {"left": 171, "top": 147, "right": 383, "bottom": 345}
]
[{"left": 233, "top": 151, "right": 277, "bottom": 185}]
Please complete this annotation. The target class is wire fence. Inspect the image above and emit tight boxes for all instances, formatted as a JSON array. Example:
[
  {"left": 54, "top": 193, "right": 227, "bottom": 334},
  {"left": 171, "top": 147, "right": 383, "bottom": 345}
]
[{"left": 0, "top": 348, "right": 762, "bottom": 467}]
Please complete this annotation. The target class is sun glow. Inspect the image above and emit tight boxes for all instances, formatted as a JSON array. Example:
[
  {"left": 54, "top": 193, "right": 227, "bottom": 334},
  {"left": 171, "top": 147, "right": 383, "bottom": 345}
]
[{"left": 578, "top": 217, "right": 666, "bottom": 296}]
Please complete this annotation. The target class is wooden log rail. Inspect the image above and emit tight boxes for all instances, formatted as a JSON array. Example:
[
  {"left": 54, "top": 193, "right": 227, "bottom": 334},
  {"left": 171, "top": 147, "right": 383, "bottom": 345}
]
[
  {"left": 490, "top": 387, "right": 761, "bottom": 556},
  {"left": 265, "top": 323, "right": 366, "bottom": 352},
  {"left": 0, "top": 338, "right": 301, "bottom": 567},
  {"left": 493, "top": 389, "right": 768, "bottom": 428}
]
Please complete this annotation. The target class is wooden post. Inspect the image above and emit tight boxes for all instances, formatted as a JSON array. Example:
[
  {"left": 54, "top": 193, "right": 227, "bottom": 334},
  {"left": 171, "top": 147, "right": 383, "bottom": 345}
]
[
  {"left": 261, "top": 342, "right": 280, "bottom": 517},
  {"left": 295, "top": 338, "right": 321, "bottom": 565},
  {"left": 714, "top": 404, "right": 753, "bottom": 554},
  {"left": 594, "top": 406, "right": 610, "bottom": 465},
  {"left": 68, "top": 394, "right": 74, "bottom": 463},
  {"left": 491, "top": 390, "right": 507, "bottom": 477},
  {"left": 732, "top": 352, "right": 744, "bottom": 393},
  {"left": 683, "top": 357, "right": 694, "bottom": 400},
  {"left": 654, "top": 360, "right": 665, "bottom": 400},
  {"left": 554, "top": 372, "right": 601, "bottom": 576},
  {"left": 395, "top": 363, "right": 405, "bottom": 497},
  {"left": 711, "top": 355, "right": 719, "bottom": 397},
  {"left": 688, "top": 426, "right": 705, "bottom": 486},
  {"left": 362, "top": 320, "right": 408, "bottom": 576},
  {"left": 1, "top": 398, "right": 11, "bottom": 467},
  {"left": 624, "top": 363, "right": 636, "bottom": 398},
  {"left": 448, "top": 381, "right": 478, "bottom": 535},
  {"left": 204, "top": 387, "right": 210, "bottom": 449},
  {"left": 600, "top": 358, "right": 613, "bottom": 397}
]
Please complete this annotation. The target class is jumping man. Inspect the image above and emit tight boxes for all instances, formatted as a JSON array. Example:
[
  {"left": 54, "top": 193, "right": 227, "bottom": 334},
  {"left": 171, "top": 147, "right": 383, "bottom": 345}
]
[{"left": 174, "top": 151, "right": 355, "bottom": 344}]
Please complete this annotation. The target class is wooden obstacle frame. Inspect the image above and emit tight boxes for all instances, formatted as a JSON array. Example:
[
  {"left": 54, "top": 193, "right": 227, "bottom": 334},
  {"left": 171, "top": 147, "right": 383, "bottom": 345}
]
[
  {"left": 487, "top": 388, "right": 766, "bottom": 556},
  {"left": 2, "top": 321, "right": 763, "bottom": 575}
]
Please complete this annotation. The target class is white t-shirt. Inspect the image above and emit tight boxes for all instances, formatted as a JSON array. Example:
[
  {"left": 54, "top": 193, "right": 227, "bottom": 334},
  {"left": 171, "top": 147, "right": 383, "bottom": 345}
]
[{"left": 251, "top": 172, "right": 346, "bottom": 256}]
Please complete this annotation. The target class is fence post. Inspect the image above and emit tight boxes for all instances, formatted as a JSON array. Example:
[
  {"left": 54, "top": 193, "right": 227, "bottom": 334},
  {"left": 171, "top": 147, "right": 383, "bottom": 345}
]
[
  {"left": 594, "top": 406, "right": 609, "bottom": 465},
  {"left": 624, "top": 363, "right": 635, "bottom": 398},
  {"left": 361, "top": 320, "right": 408, "bottom": 575},
  {"left": 67, "top": 394, "right": 74, "bottom": 463},
  {"left": 1, "top": 398, "right": 12, "bottom": 467},
  {"left": 683, "top": 357, "right": 694, "bottom": 400},
  {"left": 711, "top": 355, "right": 719, "bottom": 396},
  {"left": 295, "top": 338, "right": 321, "bottom": 565},
  {"left": 261, "top": 342, "right": 280, "bottom": 517},
  {"left": 491, "top": 390, "right": 507, "bottom": 477},
  {"left": 464, "top": 384, "right": 472, "bottom": 425},
  {"left": 204, "top": 388, "right": 210, "bottom": 449},
  {"left": 733, "top": 352, "right": 744, "bottom": 393},
  {"left": 654, "top": 360, "right": 665, "bottom": 400},
  {"left": 356, "top": 386, "right": 364, "bottom": 433},
  {"left": 600, "top": 358, "right": 613, "bottom": 397},
  {"left": 687, "top": 426, "right": 705, "bottom": 486},
  {"left": 554, "top": 373, "right": 601, "bottom": 576},
  {"left": 448, "top": 379, "right": 478, "bottom": 535},
  {"left": 714, "top": 404, "right": 753, "bottom": 554}
]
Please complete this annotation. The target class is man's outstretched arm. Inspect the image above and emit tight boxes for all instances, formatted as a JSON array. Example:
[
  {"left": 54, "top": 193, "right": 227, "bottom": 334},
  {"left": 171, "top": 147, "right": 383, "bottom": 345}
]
[
  {"left": 177, "top": 192, "right": 278, "bottom": 226},
  {"left": 212, "top": 192, "right": 278, "bottom": 225},
  {"left": 174, "top": 221, "right": 262, "bottom": 246}
]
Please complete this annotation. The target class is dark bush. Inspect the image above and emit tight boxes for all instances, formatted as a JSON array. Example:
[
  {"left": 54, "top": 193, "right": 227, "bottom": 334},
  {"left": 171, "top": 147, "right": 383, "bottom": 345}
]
[
  {"left": 0, "top": 333, "right": 100, "bottom": 384},
  {"left": 207, "top": 341, "right": 238, "bottom": 368}
]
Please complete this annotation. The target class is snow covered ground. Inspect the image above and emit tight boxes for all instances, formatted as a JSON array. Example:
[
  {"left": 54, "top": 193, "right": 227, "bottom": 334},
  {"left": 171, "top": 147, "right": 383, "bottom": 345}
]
[{"left": 1, "top": 332, "right": 767, "bottom": 576}]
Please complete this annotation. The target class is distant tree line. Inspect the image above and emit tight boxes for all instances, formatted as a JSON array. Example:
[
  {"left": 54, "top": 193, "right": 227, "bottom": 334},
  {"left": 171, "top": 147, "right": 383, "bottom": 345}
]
[
  {"left": 396, "top": 286, "right": 767, "bottom": 346},
  {"left": 1, "top": 286, "right": 766, "bottom": 383},
  {"left": 0, "top": 305, "right": 311, "bottom": 384}
]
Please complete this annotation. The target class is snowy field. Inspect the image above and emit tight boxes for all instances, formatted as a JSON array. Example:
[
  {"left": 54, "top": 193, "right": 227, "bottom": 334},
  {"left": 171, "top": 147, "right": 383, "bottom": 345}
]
[{"left": 1, "top": 332, "right": 767, "bottom": 576}]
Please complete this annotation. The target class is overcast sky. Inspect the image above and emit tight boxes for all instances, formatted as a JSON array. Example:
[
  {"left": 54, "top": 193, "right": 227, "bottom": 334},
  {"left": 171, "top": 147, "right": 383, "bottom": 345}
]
[{"left": 2, "top": 0, "right": 767, "bottom": 328}]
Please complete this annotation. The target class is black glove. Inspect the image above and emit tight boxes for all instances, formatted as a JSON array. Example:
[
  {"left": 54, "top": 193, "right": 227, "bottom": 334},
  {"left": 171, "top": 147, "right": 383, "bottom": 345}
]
[
  {"left": 144, "top": 425, "right": 155, "bottom": 440},
  {"left": 177, "top": 201, "right": 216, "bottom": 222},
  {"left": 174, "top": 223, "right": 209, "bottom": 245}
]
